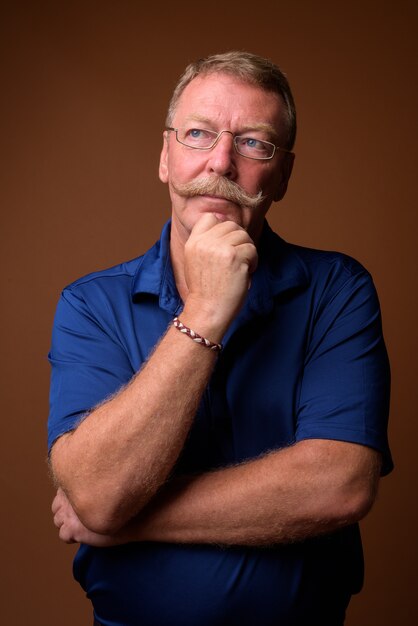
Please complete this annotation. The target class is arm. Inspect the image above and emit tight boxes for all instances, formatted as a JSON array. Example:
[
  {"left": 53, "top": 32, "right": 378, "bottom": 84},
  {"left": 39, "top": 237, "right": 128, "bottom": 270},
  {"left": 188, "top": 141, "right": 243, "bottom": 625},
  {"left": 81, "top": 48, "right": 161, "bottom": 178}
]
[
  {"left": 50, "top": 215, "right": 258, "bottom": 534},
  {"left": 136, "top": 439, "right": 381, "bottom": 546},
  {"left": 53, "top": 439, "right": 381, "bottom": 547}
]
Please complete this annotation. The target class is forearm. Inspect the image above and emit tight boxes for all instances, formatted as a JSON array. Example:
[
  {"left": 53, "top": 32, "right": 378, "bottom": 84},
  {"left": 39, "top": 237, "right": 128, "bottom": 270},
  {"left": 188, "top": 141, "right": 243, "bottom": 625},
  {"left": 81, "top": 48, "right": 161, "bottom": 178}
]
[
  {"left": 131, "top": 440, "right": 381, "bottom": 546},
  {"left": 53, "top": 439, "right": 381, "bottom": 547},
  {"left": 51, "top": 312, "right": 221, "bottom": 534}
]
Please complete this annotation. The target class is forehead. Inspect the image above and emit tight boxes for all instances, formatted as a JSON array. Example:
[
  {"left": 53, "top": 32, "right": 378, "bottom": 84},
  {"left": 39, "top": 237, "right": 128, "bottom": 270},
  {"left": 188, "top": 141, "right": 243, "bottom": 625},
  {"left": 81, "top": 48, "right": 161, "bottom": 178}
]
[{"left": 173, "top": 73, "right": 285, "bottom": 137}]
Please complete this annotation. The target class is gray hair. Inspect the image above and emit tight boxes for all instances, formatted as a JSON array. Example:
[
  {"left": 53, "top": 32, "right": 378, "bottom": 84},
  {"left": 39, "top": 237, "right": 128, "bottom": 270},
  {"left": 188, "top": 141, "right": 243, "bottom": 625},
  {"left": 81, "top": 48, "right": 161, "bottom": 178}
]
[{"left": 166, "top": 51, "right": 297, "bottom": 150}]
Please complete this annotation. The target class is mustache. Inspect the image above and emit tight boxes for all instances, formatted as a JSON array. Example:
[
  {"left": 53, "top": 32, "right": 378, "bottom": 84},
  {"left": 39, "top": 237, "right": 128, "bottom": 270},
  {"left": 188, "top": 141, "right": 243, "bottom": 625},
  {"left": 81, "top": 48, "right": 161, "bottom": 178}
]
[{"left": 171, "top": 176, "right": 265, "bottom": 209}]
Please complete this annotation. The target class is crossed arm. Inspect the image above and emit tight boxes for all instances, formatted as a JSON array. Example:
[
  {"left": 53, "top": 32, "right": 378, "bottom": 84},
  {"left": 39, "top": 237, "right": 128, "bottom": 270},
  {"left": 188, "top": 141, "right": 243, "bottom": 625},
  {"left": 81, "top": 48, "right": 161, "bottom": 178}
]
[
  {"left": 51, "top": 215, "right": 382, "bottom": 547},
  {"left": 53, "top": 439, "right": 381, "bottom": 547}
]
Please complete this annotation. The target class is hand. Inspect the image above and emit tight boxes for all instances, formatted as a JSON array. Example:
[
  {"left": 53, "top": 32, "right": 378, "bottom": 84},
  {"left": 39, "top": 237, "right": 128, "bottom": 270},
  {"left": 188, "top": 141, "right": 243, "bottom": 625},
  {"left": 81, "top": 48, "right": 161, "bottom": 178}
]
[
  {"left": 183, "top": 214, "right": 258, "bottom": 338},
  {"left": 52, "top": 488, "right": 126, "bottom": 547}
]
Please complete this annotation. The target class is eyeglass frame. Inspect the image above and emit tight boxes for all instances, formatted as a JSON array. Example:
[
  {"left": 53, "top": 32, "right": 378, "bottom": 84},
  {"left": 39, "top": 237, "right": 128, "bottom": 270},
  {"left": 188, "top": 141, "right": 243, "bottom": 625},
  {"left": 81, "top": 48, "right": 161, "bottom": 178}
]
[{"left": 165, "top": 127, "right": 293, "bottom": 161}]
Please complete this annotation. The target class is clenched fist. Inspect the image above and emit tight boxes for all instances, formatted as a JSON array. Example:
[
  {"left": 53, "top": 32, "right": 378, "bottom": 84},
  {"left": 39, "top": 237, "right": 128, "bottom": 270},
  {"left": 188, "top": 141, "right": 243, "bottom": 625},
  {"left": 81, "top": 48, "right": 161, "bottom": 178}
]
[{"left": 181, "top": 213, "right": 258, "bottom": 342}]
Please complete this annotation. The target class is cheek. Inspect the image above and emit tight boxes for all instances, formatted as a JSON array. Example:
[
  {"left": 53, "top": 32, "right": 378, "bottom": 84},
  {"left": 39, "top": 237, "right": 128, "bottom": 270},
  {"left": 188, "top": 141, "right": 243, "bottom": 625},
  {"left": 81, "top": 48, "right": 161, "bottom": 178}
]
[
  {"left": 168, "top": 149, "right": 205, "bottom": 183},
  {"left": 259, "top": 167, "right": 282, "bottom": 196},
  {"left": 239, "top": 162, "right": 277, "bottom": 192}
]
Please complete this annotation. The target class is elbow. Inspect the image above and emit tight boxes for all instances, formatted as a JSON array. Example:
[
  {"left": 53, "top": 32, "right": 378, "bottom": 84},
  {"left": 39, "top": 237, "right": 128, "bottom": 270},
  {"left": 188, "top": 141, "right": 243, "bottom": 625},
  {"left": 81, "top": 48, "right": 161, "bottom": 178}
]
[
  {"left": 66, "top": 485, "right": 154, "bottom": 535},
  {"left": 314, "top": 442, "right": 382, "bottom": 527},
  {"left": 331, "top": 483, "right": 378, "bottom": 527},
  {"left": 50, "top": 436, "right": 151, "bottom": 534},
  {"left": 75, "top": 498, "right": 128, "bottom": 535},
  {"left": 339, "top": 458, "right": 381, "bottom": 525},
  {"left": 51, "top": 475, "right": 139, "bottom": 536},
  {"left": 53, "top": 481, "right": 151, "bottom": 536},
  {"left": 66, "top": 488, "right": 143, "bottom": 535},
  {"left": 353, "top": 482, "right": 379, "bottom": 521},
  {"left": 77, "top": 481, "right": 161, "bottom": 534}
]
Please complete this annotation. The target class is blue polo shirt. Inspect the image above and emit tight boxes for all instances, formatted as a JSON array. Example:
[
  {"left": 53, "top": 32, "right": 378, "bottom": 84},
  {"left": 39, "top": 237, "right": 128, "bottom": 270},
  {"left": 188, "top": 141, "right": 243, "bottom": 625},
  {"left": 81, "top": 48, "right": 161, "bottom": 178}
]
[{"left": 48, "top": 220, "right": 392, "bottom": 626}]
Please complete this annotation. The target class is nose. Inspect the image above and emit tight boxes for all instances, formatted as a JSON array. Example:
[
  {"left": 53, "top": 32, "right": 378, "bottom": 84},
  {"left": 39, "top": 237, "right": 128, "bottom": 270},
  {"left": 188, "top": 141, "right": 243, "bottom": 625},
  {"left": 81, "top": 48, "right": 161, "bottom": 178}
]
[{"left": 206, "top": 130, "right": 237, "bottom": 179}]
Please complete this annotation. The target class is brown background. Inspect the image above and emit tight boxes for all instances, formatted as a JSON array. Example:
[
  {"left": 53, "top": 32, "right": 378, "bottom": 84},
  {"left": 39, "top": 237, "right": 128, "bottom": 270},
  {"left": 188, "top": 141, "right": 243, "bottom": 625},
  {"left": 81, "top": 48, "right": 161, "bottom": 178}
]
[{"left": 1, "top": 1, "right": 417, "bottom": 624}]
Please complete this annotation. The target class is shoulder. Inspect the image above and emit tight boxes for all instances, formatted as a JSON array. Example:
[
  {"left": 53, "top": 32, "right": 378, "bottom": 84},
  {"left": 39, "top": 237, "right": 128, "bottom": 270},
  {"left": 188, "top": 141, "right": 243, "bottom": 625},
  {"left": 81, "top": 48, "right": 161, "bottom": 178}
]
[
  {"left": 291, "top": 243, "right": 380, "bottom": 321},
  {"left": 63, "top": 255, "right": 143, "bottom": 297},
  {"left": 275, "top": 231, "right": 373, "bottom": 291},
  {"left": 262, "top": 225, "right": 380, "bottom": 319},
  {"left": 269, "top": 225, "right": 370, "bottom": 280},
  {"left": 53, "top": 256, "right": 146, "bottom": 336},
  {"left": 60, "top": 222, "right": 170, "bottom": 308},
  {"left": 263, "top": 222, "right": 371, "bottom": 286},
  {"left": 291, "top": 243, "right": 368, "bottom": 279},
  {"left": 59, "top": 250, "right": 150, "bottom": 312}
]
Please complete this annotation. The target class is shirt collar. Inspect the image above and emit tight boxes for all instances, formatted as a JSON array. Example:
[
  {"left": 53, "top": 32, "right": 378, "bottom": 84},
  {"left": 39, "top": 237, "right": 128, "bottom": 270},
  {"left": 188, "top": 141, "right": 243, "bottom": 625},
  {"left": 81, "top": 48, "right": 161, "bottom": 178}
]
[
  {"left": 131, "top": 219, "right": 309, "bottom": 317},
  {"left": 245, "top": 221, "right": 309, "bottom": 317},
  {"left": 131, "top": 220, "right": 182, "bottom": 315}
]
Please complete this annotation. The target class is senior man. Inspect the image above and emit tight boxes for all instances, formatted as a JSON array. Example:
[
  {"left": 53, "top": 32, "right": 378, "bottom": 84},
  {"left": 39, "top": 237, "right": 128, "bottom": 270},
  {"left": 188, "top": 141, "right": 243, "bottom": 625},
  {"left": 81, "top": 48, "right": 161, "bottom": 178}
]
[{"left": 49, "top": 51, "right": 392, "bottom": 626}]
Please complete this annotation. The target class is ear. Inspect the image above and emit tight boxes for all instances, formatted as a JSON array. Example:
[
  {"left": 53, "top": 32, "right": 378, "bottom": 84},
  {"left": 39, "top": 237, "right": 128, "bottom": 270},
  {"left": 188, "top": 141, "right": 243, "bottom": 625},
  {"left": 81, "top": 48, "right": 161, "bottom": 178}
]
[
  {"left": 274, "top": 152, "right": 295, "bottom": 202},
  {"left": 158, "top": 131, "right": 169, "bottom": 183}
]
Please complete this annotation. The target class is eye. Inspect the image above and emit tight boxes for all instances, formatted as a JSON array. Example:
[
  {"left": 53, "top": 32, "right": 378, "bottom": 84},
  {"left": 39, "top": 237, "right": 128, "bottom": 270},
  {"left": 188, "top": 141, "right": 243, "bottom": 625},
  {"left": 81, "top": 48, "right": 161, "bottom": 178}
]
[
  {"left": 182, "top": 128, "right": 217, "bottom": 148},
  {"left": 184, "top": 128, "right": 213, "bottom": 140},
  {"left": 239, "top": 136, "right": 264, "bottom": 150},
  {"left": 236, "top": 136, "right": 272, "bottom": 158},
  {"left": 244, "top": 138, "right": 258, "bottom": 148},
  {"left": 188, "top": 128, "right": 203, "bottom": 138}
]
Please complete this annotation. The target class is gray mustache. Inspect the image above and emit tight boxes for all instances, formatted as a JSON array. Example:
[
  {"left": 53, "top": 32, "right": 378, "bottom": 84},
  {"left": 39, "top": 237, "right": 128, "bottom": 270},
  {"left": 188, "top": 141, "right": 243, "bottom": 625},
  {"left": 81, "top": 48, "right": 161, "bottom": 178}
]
[{"left": 172, "top": 177, "right": 265, "bottom": 209}]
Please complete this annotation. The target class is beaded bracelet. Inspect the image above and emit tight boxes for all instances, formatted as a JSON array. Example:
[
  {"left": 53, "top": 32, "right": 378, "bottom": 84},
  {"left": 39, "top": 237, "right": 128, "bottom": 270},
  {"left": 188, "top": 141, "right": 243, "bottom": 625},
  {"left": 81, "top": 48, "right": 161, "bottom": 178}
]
[{"left": 173, "top": 317, "right": 223, "bottom": 353}]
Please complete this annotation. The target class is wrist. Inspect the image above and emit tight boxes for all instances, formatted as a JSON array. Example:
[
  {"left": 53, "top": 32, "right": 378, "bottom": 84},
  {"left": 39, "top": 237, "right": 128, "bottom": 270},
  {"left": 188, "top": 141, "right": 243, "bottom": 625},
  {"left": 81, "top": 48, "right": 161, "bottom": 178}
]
[
  {"left": 181, "top": 298, "right": 229, "bottom": 344},
  {"left": 173, "top": 318, "right": 223, "bottom": 352}
]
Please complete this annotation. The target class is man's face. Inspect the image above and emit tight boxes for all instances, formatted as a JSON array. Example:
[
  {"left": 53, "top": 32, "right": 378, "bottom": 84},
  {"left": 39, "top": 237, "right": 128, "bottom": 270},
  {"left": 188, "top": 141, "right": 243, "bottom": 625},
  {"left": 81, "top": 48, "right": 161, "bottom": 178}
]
[{"left": 159, "top": 73, "right": 293, "bottom": 244}]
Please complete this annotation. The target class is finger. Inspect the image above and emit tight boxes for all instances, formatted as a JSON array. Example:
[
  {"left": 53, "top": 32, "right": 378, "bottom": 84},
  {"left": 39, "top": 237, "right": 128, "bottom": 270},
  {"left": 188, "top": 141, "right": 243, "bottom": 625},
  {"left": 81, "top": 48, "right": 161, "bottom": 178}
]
[
  {"left": 217, "top": 228, "right": 255, "bottom": 248},
  {"left": 236, "top": 242, "right": 259, "bottom": 274},
  {"left": 53, "top": 510, "right": 63, "bottom": 529},
  {"left": 59, "top": 525, "right": 76, "bottom": 544},
  {"left": 190, "top": 212, "right": 223, "bottom": 235},
  {"left": 51, "top": 489, "right": 64, "bottom": 514},
  {"left": 193, "top": 215, "right": 250, "bottom": 240},
  {"left": 53, "top": 500, "right": 67, "bottom": 526}
]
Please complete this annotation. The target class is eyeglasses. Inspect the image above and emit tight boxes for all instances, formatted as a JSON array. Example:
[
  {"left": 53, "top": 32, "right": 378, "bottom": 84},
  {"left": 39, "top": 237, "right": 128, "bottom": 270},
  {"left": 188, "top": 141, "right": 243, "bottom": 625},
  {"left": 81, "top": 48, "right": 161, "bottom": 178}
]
[{"left": 166, "top": 127, "right": 292, "bottom": 160}]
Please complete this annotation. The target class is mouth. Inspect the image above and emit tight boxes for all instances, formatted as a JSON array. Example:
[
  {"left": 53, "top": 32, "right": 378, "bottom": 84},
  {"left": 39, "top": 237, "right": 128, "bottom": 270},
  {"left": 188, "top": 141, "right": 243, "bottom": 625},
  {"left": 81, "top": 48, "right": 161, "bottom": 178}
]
[{"left": 199, "top": 194, "right": 238, "bottom": 205}]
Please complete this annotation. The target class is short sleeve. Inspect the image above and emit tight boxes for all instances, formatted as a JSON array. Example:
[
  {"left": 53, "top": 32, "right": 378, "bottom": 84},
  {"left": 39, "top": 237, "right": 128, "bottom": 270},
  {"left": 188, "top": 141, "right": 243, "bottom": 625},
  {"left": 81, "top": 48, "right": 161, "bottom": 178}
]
[
  {"left": 47, "top": 287, "right": 134, "bottom": 452},
  {"left": 296, "top": 269, "right": 392, "bottom": 475}
]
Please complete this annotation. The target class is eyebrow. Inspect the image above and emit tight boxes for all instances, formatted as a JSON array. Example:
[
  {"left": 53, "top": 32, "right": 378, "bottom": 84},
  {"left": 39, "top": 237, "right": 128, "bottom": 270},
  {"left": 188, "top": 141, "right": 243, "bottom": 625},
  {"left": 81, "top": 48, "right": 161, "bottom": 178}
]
[
  {"left": 241, "top": 123, "right": 279, "bottom": 139},
  {"left": 183, "top": 115, "right": 279, "bottom": 139}
]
